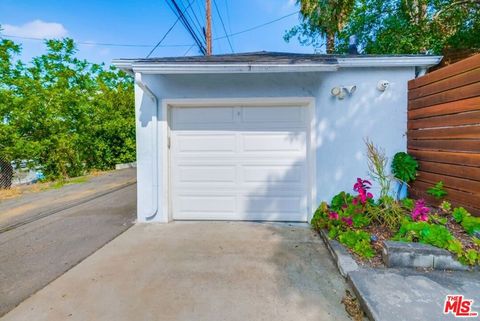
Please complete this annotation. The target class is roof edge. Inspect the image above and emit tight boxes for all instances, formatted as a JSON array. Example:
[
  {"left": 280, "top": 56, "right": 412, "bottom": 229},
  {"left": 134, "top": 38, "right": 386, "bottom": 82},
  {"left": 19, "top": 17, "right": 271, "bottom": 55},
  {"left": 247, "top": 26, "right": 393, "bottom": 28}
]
[
  {"left": 112, "top": 56, "right": 443, "bottom": 74},
  {"left": 336, "top": 56, "right": 442, "bottom": 68}
]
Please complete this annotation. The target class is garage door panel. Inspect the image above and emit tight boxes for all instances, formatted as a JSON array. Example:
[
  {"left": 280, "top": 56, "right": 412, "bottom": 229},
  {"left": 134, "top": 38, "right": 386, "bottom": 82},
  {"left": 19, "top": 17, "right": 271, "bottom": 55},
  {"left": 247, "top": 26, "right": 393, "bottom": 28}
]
[
  {"left": 177, "top": 165, "right": 236, "bottom": 183},
  {"left": 242, "top": 133, "right": 306, "bottom": 153},
  {"left": 175, "top": 194, "right": 236, "bottom": 214},
  {"left": 240, "top": 195, "right": 304, "bottom": 213},
  {"left": 242, "top": 164, "right": 303, "bottom": 183},
  {"left": 173, "top": 107, "right": 235, "bottom": 126},
  {"left": 241, "top": 106, "right": 305, "bottom": 123},
  {"left": 176, "top": 133, "right": 236, "bottom": 153}
]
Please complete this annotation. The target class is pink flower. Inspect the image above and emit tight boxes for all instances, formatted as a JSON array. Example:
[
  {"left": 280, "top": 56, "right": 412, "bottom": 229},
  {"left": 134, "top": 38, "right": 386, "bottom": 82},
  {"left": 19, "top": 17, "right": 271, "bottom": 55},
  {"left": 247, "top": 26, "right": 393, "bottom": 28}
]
[
  {"left": 353, "top": 178, "right": 374, "bottom": 205},
  {"left": 329, "top": 211, "right": 339, "bottom": 220},
  {"left": 341, "top": 216, "right": 353, "bottom": 226},
  {"left": 412, "top": 199, "right": 430, "bottom": 221},
  {"left": 353, "top": 178, "right": 372, "bottom": 192}
]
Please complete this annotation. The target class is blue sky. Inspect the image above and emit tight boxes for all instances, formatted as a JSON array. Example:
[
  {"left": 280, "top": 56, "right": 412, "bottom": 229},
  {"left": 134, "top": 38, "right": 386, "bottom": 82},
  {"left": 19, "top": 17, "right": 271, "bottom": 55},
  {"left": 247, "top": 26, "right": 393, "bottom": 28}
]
[{"left": 0, "top": 0, "right": 316, "bottom": 65}]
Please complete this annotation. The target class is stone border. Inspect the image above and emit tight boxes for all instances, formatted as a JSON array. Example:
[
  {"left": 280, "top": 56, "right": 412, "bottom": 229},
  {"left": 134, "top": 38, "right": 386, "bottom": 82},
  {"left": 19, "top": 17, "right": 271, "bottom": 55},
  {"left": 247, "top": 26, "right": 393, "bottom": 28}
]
[
  {"left": 318, "top": 229, "right": 359, "bottom": 278},
  {"left": 382, "top": 240, "right": 472, "bottom": 271},
  {"left": 115, "top": 162, "right": 137, "bottom": 170}
]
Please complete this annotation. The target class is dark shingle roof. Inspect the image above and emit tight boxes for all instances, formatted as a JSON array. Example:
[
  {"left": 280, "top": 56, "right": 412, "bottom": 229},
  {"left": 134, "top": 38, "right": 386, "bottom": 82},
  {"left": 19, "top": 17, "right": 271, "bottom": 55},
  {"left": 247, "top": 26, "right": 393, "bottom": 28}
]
[{"left": 122, "top": 51, "right": 436, "bottom": 65}]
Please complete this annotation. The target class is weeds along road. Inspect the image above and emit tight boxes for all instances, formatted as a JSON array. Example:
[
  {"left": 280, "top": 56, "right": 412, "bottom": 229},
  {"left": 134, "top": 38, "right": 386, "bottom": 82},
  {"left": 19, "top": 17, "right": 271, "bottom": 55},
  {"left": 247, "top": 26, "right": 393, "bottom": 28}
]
[{"left": 0, "top": 169, "right": 137, "bottom": 317}]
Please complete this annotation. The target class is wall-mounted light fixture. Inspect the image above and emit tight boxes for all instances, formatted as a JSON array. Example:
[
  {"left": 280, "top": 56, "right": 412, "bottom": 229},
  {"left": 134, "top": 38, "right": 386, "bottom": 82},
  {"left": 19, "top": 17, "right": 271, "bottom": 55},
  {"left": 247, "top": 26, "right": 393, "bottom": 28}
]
[
  {"left": 377, "top": 80, "right": 390, "bottom": 92},
  {"left": 331, "top": 85, "right": 357, "bottom": 100}
]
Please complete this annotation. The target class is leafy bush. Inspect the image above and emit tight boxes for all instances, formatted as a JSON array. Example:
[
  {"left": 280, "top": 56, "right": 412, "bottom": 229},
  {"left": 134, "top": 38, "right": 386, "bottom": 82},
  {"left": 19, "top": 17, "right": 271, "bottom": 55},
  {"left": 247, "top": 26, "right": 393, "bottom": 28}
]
[
  {"left": 395, "top": 219, "right": 480, "bottom": 265},
  {"left": 391, "top": 152, "right": 418, "bottom": 183},
  {"left": 401, "top": 198, "right": 415, "bottom": 211},
  {"left": 427, "top": 181, "right": 447, "bottom": 200},
  {"left": 311, "top": 178, "right": 376, "bottom": 259},
  {"left": 338, "top": 230, "right": 375, "bottom": 258},
  {"left": 439, "top": 201, "right": 452, "bottom": 213},
  {"left": 452, "top": 207, "right": 480, "bottom": 235},
  {"left": 395, "top": 220, "right": 454, "bottom": 248},
  {"left": 330, "top": 192, "right": 354, "bottom": 212},
  {"left": 366, "top": 196, "right": 407, "bottom": 230}
]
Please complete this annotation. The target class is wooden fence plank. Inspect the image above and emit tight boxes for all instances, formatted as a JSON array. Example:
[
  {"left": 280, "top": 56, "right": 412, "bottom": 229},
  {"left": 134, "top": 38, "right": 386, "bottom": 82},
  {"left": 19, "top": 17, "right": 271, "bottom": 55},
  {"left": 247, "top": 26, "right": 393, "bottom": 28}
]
[
  {"left": 409, "top": 54, "right": 480, "bottom": 90},
  {"left": 409, "top": 68, "right": 480, "bottom": 100},
  {"left": 408, "top": 110, "right": 480, "bottom": 129},
  {"left": 408, "top": 96, "right": 480, "bottom": 119},
  {"left": 407, "top": 150, "right": 480, "bottom": 166},
  {"left": 411, "top": 180, "right": 480, "bottom": 210},
  {"left": 407, "top": 125, "right": 480, "bottom": 140},
  {"left": 416, "top": 170, "right": 480, "bottom": 194},
  {"left": 408, "top": 139, "right": 480, "bottom": 153},
  {"left": 409, "top": 188, "right": 480, "bottom": 216},
  {"left": 417, "top": 160, "right": 480, "bottom": 182},
  {"left": 408, "top": 82, "right": 480, "bottom": 110}
]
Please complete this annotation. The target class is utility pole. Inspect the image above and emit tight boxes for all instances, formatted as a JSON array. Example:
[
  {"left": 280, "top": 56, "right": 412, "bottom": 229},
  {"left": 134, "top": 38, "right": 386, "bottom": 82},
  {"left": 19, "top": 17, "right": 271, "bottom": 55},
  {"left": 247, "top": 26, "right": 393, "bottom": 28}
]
[{"left": 205, "top": 0, "right": 212, "bottom": 55}]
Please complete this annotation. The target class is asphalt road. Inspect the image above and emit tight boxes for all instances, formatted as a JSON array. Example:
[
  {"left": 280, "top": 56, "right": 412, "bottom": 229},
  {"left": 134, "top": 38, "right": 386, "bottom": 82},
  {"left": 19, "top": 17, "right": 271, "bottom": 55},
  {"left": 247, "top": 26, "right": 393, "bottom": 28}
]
[{"left": 0, "top": 171, "right": 136, "bottom": 317}]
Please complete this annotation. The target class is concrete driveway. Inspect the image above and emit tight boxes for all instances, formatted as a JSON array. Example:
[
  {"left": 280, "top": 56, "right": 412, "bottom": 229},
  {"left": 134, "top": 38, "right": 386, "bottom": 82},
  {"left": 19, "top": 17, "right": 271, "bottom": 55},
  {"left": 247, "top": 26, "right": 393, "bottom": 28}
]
[
  {"left": 2, "top": 222, "right": 351, "bottom": 321},
  {"left": 0, "top": 169, "right": 136, "bottom": 316}
]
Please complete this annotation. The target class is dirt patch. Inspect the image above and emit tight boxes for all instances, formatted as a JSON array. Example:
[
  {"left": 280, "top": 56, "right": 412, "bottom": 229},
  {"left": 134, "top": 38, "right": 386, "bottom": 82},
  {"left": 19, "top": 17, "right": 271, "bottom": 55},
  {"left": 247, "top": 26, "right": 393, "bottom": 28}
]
[
  {"left": 341, "top": 290, "right": 365, "bottom": 321},
  {"left": 0, "top": 187, "right": 22, "bottom": 200}
]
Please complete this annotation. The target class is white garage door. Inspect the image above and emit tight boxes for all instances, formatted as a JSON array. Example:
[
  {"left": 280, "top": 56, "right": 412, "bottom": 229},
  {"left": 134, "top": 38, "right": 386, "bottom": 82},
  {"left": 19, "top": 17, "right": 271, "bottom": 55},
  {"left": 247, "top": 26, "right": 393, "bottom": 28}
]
[{"left": 170, "top": 105, "right": 309, "bottom": 221}]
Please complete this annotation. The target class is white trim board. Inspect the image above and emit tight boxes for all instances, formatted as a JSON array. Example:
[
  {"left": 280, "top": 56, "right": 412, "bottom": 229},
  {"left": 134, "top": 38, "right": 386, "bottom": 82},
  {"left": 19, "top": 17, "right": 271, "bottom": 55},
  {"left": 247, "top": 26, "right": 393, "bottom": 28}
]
[{"left": 113, "top": 56, "right": 442, "bottom": 74}]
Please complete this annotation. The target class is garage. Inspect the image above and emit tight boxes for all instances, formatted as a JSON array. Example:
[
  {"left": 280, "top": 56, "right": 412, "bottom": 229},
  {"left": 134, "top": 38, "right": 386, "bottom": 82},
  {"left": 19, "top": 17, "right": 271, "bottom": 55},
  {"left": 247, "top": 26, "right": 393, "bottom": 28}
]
[
  {"left": 113, "top": 51, "right": 441, "bottom": 223},
  {"left": 170, "top": 103, "right": 311, "bottom": 221}
]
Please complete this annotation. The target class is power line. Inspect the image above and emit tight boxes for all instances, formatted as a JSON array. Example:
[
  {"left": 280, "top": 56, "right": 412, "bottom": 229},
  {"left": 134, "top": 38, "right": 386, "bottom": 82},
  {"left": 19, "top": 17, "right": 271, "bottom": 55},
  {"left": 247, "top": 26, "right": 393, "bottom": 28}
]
[
  {"left": 1, "top": 11, "right": 300, "bottom": 52},
  {"left": 176, "top": 0, "right": 204, "bottom": 46},
  {"left": 223, "top": 0, "right": 232, "bottom": 34},
  {"left": 0, "top": 34, "right": 192, "bottom": 48},
  {"left": 166, "top": 0, "right": 206, "bottom": 54},
  {"left": 213, "top": 0, "right": 234, "bottom": 53},
  {"left": 146, "top": 0, "right": 196, "bottom": 57},
  {"left": 214, "top": 11, "right": 299, "bottom": 41},
  {"left": 179, "top": 0, "right": 204, "bottom": 38}
]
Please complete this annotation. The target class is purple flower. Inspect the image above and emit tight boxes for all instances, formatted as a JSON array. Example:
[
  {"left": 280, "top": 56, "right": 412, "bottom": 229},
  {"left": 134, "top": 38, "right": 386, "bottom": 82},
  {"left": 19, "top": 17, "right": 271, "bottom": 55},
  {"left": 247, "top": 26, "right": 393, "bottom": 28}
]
[
  {"left": 341, "top": 216, "right": 353, "bottom": 226},
  {"left": 352, "top": 178, "right": 374, "bottom": 205},
  {"left": 411, "top": 199, "right": 430, "bottom": 221},
  {"left": 329, "top": 211, "right": 339, "bottom": 220}
]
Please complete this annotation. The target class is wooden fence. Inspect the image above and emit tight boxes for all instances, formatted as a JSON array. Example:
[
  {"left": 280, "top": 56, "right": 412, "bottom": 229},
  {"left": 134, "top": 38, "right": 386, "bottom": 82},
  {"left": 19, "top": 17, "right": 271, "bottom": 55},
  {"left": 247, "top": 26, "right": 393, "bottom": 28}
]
[{"left": 407, "top": 54, "right": 480, "bottom": 216}]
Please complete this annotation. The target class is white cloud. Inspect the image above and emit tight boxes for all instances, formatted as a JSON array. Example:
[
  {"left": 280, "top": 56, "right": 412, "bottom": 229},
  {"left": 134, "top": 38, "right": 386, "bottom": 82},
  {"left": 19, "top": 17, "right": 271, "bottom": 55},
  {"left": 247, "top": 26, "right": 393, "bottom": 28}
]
[
  {"left": 3, "top": 20, "right": 68, "bottom": 39},
  {"left": 283, "top": 0, "right": 296, "bottom": 10}
]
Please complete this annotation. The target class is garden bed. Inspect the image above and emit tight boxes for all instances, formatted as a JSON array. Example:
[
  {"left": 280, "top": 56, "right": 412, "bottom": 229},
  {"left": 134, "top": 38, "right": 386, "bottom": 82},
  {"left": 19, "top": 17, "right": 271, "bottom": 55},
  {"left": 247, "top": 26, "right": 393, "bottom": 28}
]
[{"left": 311, "top": 141, "right": 480, "bottom": 270}]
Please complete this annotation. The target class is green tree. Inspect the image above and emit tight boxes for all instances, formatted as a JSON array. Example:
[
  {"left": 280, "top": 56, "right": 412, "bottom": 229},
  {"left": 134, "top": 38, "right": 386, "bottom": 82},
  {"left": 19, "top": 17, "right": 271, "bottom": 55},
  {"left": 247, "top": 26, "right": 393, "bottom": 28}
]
[
  {"left": 285, "top": 0, "right": 356, "bottom": 53},
  {"left": 0, "top": 36, "right": 135, "bottom": 180},
  {"left": 287, "top": 0, "right": 480, "bottom": 54}
]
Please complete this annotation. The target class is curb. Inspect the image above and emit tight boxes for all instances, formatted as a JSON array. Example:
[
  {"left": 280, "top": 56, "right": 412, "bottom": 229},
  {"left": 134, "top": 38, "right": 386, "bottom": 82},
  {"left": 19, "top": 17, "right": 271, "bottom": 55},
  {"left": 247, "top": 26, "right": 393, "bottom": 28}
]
[{"left": 318, "top": 229, "right": 359, "bottom": 278}]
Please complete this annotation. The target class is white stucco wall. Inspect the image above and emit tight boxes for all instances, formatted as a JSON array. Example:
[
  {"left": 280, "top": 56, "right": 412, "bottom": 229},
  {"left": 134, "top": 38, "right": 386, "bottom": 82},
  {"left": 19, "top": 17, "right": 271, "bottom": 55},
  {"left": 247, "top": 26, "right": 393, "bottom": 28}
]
[{"left": 134, "top": 67, "right": 415, "bottom": 222}]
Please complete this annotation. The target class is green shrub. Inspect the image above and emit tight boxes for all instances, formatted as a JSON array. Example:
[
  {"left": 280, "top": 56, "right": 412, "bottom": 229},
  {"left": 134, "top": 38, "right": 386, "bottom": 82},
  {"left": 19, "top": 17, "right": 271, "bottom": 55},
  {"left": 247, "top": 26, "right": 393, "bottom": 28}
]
[
  {"left": 439, "top": 201, "right": 452, "bottom": 213},
  {"left": 395, "top": 220, "right": 453, "bottom": 248},
  {"left": 391, "top": 152, "right": 418, "bottom": 183},
  {"left": 459, "top": 249, "right": 479, "bottom": 266},
  {"left": 338, "top": 230, "right": 375, "bottom": 258},
  {"left": 395, "top": 219, "right": 479, "bottom": 266},
  {"left": 452, "top": 207, "right": 480, "bottom": 235},
  {"left": 366, "top": 196, "right": 407, "bottom": 230},
  {"left": 401, "top": 198, "right": 415, "bottom": 211},
  {"left": 330, "top": 191, "right": 353, "bottom": 212},
  {"left": 427, "top": 181, "right": 447, "bottom": 200}
]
